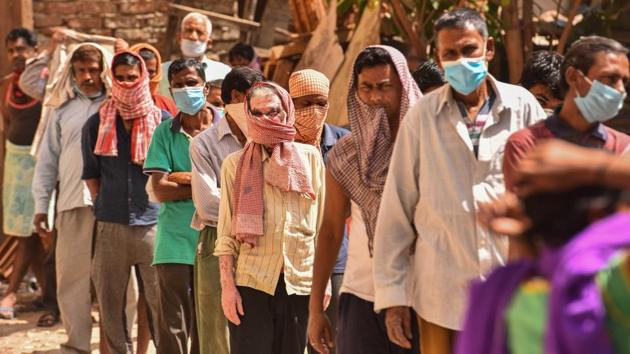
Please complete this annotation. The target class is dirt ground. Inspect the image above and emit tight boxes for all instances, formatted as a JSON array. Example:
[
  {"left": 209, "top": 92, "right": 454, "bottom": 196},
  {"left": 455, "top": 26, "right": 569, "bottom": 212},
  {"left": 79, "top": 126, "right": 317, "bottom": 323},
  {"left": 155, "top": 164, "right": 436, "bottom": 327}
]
[{"left": 0, "top": 284, "right": 156, "bottom": 354}]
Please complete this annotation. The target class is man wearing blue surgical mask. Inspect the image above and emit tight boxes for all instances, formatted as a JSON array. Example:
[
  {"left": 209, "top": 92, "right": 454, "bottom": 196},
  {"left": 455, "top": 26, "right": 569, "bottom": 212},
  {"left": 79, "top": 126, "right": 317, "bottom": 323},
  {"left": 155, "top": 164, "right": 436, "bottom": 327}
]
[
  {"left": 503, "top": 36, "right": 630, "bottom": 249},
  {"left": 143, "top": 58, "right": 221, "bottom": 354},
  {"left": 371, "top": 8, "right": 546, "bottom": 354},
  {"left": 157, "top": 12, "right": 231, "bottom": 97}
]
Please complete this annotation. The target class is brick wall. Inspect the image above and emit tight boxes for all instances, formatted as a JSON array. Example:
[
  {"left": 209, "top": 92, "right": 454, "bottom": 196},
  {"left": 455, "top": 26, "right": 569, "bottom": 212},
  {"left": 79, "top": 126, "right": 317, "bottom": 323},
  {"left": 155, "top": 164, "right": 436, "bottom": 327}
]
[{"left": 33, "top": 0, "right": 171, "bottom": 46}]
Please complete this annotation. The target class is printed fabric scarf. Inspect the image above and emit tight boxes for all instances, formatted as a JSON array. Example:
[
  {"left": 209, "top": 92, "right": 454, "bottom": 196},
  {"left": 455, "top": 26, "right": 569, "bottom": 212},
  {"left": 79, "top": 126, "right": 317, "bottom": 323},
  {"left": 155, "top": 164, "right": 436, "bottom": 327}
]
[
  {"left": 94, "top": 51, "right": 161, "bottom": 165},
  {"left": 231, "top": 81, "right": 315, "bottom": 247},
  {"left": 456, "top": 212, "right": 630, "bottom": 354},
  {"left": 327, "top": 45, "right": 422, "bottom": 255},
  {"left": 289, "top": 69, "right": 330, "bottom": 146}
]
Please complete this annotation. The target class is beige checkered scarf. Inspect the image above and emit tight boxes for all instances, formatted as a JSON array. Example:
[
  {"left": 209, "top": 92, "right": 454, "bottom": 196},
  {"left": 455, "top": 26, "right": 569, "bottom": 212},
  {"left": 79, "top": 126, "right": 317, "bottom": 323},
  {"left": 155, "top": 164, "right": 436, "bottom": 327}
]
[
  {"left": 289, "top": 69, "right": 330, "bottom": 146},
  {"left": 327, "top": 45, "right": 422, "bottom": 255},
  {"left": 232, "top": 82, "right": 316, "bottom": 247}
]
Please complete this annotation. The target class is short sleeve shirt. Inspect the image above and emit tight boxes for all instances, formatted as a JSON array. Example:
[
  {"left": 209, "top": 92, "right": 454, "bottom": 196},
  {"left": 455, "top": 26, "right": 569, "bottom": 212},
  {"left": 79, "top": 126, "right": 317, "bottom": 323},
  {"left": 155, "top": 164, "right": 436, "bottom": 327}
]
[{"left": 143, "top": 116, "right": 198, "bottom": 265}]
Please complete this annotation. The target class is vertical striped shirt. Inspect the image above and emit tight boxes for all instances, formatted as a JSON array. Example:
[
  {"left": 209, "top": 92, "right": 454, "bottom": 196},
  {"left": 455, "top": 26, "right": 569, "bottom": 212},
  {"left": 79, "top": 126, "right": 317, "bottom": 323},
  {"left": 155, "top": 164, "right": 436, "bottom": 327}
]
[
  {"left": 189, "top": 117, "right": 243, "bottom": 230},
  {"left": 214, "top": 143, "right": 325, "bottom": 296}
]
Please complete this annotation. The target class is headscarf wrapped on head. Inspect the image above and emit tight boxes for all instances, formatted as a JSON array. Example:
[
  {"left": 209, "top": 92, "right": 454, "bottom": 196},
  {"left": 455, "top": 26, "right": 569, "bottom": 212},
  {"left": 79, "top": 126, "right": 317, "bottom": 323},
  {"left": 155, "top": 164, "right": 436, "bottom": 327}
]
[
  {"left": 129, "top": 43, "right": 163, "bottom": 95},
  {"left": 94, "top": 51, "right": 162, "bottom": 165},
  {"left": 289, "top": 69, "right": 330, "bottom": 146},
  {"left": 327, "top": 45, "right": 422, "bottom": 255},
  {"left": 231, "top": 81, "right": 315, "bottom": 247}
]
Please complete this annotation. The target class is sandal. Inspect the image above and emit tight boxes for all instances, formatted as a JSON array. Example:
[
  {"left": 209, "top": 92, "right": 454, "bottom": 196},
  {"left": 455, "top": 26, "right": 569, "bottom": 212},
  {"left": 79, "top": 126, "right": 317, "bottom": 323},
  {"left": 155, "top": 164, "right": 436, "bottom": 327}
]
[
  {"left": 0, "top": 306, "right": 16, "bottom": 320},
  {"left": 37, "top": 311, "right": 60, "bottom": 327}
]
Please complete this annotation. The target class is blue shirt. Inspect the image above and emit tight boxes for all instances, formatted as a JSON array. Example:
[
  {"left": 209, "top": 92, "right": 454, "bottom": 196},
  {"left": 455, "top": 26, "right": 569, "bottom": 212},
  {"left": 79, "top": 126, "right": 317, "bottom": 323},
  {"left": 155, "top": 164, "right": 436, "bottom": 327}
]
[
  {"left": 321, "top": 123, "right": 350, "bottom": 274},
  {"left": 81, "top": 111, "right": 170, "bottom": 226}
]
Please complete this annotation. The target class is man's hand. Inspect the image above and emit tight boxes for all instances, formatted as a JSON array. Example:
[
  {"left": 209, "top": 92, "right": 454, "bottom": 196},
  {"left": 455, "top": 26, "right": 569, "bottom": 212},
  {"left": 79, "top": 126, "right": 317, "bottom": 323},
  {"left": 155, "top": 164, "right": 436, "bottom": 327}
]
[
  {"left": 167, "top": 172, "right": 192, "bottom": 185},
  {"left": 477, "top": 192, "right": 530, "bottom": 237},
  {"left": 221, "top": 283, "right": 244, "bottom": 325},
  {"left": 308, "top": 310, "right": 334, "bottom": 353},
  {"left": 46, "top": 28, "right": 69, "bottom": 54},
  {"left": 33, "top": 213, "right": 50, "bottom": 235},
  {"left": 114, "top": 38, "right": 130, "bottom": 53},
  {"left": 384, "top": 306, "right": 413, "bottom": 349},
  {"left": 514, "top": 139, "right": 608, "bottom": 196}
]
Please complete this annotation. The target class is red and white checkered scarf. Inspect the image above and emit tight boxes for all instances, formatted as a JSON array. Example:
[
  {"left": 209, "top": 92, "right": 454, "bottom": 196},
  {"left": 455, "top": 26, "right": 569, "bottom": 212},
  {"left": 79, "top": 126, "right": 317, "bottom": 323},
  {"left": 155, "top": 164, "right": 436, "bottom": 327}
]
[
  {"left": 327, "top": 45, "right": 422, "bottom": 255},
  {"left": 231, "top": 82, "right": 315, "bottom": 247},
  {"left": 94, "top": 51, "right": 161, "bottom": 165}
]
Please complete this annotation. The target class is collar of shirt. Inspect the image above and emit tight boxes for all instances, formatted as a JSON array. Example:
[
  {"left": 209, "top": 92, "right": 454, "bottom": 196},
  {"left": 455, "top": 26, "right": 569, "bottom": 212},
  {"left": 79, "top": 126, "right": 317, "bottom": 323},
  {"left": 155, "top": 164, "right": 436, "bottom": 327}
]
[
  {"left": 170, "top": 104, "right": 219, "bottom": 134},
  {"left": 544, "top": 112, "right": 608, "bottom": 142},
  {"left": 320, "top": 123, "right": 338, "bottom": 149},
  {"left": 437, "top": 75, "right": 509, "bottom": 127},
  {"left": 215, "top": 115, "right": 238, "bottom": 142}
]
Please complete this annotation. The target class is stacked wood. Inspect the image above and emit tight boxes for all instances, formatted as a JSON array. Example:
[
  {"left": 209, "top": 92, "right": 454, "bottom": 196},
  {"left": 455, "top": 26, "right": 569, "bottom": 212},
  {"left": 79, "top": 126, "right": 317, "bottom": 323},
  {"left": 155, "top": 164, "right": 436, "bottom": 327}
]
[
  {"left": 264, "top": 41, "right": 308, "bottom": 88},
  {"left": 289, "top": 0, "right": 326, "bottom": 33}
]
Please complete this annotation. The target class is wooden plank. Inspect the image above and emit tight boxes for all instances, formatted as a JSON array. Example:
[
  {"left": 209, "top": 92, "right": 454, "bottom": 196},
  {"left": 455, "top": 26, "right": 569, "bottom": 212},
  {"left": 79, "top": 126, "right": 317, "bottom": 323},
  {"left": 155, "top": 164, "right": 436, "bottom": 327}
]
[
  {"left": 295, "top": 1, "right": 344, "bottom": 80},
  {"left": 269, "top": 41, "right": 308, "bottom": 60},
  {"left": 327, "top": 2, "right": 381, "bottom": 126},
  {"left": 168, "top": 3, "right": 261, "bottom": 29},
  {"left": 288, "top": 0, "right": 305, "bottom": 33},
  {"left": 271, "top": 58, "right": 297, "bottom": 88}
]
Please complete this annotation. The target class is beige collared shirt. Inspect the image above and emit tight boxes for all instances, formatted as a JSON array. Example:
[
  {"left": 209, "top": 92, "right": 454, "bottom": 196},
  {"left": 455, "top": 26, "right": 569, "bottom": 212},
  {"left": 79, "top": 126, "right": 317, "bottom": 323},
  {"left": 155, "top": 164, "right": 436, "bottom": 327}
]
[
  {"left": 372, "top": 76, "right": 546, "bottom": 329},
  {"left": 214, "top": 143, "right": 325, "bottom": 296}
]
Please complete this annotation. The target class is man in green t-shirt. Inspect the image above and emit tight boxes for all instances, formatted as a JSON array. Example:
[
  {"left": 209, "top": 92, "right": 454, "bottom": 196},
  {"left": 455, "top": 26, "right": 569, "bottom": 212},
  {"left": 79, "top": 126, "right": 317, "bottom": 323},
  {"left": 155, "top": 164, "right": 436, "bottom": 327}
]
[{"left": 143, "top": 58, "right": 218, "bottom": 354}]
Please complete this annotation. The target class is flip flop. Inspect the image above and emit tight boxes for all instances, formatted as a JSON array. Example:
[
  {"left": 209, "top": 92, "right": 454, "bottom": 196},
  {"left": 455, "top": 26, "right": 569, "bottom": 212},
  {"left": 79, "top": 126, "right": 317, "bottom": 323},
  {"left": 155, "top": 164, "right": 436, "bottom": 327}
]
[
  {"left": 0, "top": 306, "right": 16, "bottom": 320},
  {"left": 37, "top": 311, "right": 60, "bottom": 327}
]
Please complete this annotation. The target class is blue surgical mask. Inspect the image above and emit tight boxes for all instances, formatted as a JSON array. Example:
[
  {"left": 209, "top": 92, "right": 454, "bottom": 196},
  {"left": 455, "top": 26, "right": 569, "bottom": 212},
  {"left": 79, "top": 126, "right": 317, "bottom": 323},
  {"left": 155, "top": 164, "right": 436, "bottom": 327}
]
[
  {"left": 171, "top": 86, "right": 206, "bottom": 115},
  {"left": 443, "top": 54, "right": 488, "bottom": 95},
  {"left": 574, "top": 73, "right": 626, "bottom": 123}
]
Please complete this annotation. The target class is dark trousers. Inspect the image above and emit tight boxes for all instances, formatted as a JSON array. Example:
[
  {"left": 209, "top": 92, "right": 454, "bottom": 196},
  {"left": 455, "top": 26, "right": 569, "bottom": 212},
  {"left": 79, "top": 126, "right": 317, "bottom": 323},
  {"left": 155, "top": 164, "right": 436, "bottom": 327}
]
[
  {"left": 336, "top": 293, "right": 420, "bottom": 354},
  {"left": 229, "top": 277, "right": 309, "bottom": 354},
  {"left": 156, "top": 264, "right": 199, "bottom": 354}
]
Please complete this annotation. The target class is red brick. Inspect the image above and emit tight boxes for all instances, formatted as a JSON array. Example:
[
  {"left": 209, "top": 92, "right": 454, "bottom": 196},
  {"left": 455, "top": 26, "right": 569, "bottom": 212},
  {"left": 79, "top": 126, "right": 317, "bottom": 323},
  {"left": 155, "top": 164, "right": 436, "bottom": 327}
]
[
  {"left": 33, "top": 13, "right": 64, "bottom": 27},
  {"left": 115, "top": 28, "right": 151, "bottom": 41},
  {"left": 104, "top": 17, "right": 138, "bottom": 29},
  {"left": 45, "top": 1, "right": 79, "bottom": 15},
  {"left": 82, "top": 2, "right": 116, "bottom": 14},
  {"left": 119, "top": 2, "right": 155, "bottom": 14},
  {"left": 67, "top": 17, "right": 103, "bottom": 29}
]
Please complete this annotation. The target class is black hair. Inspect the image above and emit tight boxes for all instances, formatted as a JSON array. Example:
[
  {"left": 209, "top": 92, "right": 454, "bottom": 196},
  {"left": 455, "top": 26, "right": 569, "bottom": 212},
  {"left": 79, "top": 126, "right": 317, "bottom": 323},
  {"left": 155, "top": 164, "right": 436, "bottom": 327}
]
[
  {"left": 70, "top": 44, "right": 103, "bottom": 68},
  {"left": 221, "top": 66, "right": 264, "bottom": 104},
  {"left": 112, "top": 52, "right": 141, "bottom": 72},
  {"left": 412, "top": 60, "right": 446, "bottom": 92},
  {"left": 5, "top": 27, "right": 37, "bottom": 47},
  {"left": 167, "top": 58, "right": 206, "bottom": 83},
  {"left": 228, "top": 42, "right": 255, "bottom": 62},
  {"left": 560, "top": 36, "right": 628, "bottom": 95},
  {"left": 138, "top": 48, "right": 156, "bottom": 62},
  {"left": 523, "top": 185, "right": 621, "bottom": 249},
  {"left": 209, "top": 79, "right": 223, "bottom": 90},
  {"left": 520, "top": 51, "right": 564, "bottom": 100},
  {"left": 353, "top": 47, "right": 394, "bottom": 81},
  {"left": 433, "top": 7, "right": 488, "bottom": 46}
]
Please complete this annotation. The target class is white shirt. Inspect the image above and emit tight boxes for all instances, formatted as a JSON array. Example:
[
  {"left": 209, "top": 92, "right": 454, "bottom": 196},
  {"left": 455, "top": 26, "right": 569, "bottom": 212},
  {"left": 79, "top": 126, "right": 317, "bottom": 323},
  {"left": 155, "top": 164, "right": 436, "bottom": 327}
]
[
  {"left": 339, "top": 202, "right": 374, "bottom": 301},
  {"left": 157, "top": 56, "right": 231, "bottom": 97},
  {"left": 372, "top": 76, "right": 546, "bottom": 329}
]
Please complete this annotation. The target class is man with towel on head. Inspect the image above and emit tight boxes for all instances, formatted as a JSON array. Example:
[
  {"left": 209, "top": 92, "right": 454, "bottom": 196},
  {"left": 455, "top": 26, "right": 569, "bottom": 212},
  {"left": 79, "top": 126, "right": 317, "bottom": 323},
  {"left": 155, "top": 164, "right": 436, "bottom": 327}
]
[
  {"left": 214, "top": 81, "right": 325, "bottom": 354},
  {"left": 81, "top": 51, "right": 170, "bottom": 353},
  {"left": 31, "top": 42, "right": 112, "bottom": 354}
]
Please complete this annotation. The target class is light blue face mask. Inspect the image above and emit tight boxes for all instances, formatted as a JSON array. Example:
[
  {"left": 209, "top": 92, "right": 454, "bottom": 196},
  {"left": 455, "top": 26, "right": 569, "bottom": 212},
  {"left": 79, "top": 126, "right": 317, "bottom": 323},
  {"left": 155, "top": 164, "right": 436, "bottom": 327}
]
[
  {"left": 574, "top": 73, "right": 627, "bottom": 123},
  {"left": 442, "top": 53, "right": 488, "bottom": 95},
  {"left": 171, "top": 86, "right": 206, "bottom": 115}
]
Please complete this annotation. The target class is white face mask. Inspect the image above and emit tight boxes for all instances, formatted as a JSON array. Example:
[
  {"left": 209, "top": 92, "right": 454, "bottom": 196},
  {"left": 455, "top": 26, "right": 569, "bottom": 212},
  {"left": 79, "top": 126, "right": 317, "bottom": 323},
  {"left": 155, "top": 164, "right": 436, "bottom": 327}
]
[
  {"left": 180, "top": 39, "right": 207, "bottom": 58},
  {"left": 224, "top": 102, "right": 249, "bottom": 138}
]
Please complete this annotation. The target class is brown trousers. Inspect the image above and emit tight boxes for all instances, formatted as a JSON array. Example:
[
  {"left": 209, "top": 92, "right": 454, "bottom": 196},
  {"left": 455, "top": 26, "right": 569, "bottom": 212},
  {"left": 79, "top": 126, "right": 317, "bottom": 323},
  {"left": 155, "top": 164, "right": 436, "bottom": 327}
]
[{"left": 417, "top": 316, "right": 457, "bottom": 354}]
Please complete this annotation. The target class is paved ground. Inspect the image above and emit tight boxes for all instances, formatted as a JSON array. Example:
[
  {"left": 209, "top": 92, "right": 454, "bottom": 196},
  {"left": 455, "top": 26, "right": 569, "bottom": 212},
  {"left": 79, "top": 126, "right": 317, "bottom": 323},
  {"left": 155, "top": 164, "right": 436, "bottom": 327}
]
[{"left": 0, "top": 282, "right": 156, "bottom": 354}]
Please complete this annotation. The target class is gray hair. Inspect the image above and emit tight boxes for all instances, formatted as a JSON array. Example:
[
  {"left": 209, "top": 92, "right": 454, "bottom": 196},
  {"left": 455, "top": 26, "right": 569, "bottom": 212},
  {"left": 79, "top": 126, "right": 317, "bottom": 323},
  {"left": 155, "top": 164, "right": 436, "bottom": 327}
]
[{"left": 181, "top": 12, "right": 212, "bottom": 35}]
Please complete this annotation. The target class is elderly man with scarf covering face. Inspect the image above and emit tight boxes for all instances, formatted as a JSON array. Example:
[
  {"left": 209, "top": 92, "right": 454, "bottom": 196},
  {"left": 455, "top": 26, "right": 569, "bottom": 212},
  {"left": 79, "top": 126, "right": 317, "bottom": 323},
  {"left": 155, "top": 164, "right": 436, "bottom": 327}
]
[
  {"left": 30, "top": 42, "right": 112, "bottom": 354},
  {"left": 372, "top": 8, "right": 546, "bottom": 354},
  {"left": 81, "top": 51, "right": 170, "bottom": 354},
  {"left": 308, "top": 45, "right": 422, "bottom": 354},
  {"left": 213, "top": 81, "right": 325, "bottom": 354}
]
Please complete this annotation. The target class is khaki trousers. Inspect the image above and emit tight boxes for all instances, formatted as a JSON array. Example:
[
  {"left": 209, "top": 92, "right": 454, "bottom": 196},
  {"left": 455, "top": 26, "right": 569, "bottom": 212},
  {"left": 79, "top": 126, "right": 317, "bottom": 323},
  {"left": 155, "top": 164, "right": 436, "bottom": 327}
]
[
  {"left": 56, "top": 207, "right": 95, "bottom": 354},
  {"left": 418, "top": 316, "right": 457, "bottom": 354}
]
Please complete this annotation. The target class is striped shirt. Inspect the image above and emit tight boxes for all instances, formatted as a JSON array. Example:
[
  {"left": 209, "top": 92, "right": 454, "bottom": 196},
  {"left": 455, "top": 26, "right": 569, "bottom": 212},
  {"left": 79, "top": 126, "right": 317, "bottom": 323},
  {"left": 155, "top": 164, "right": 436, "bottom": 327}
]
[
  {"left": 214, "top": 143, "right": 325, "bottom": 296},
  {"left": 190, "top": 117, "right": 243, "bottom": 230}
]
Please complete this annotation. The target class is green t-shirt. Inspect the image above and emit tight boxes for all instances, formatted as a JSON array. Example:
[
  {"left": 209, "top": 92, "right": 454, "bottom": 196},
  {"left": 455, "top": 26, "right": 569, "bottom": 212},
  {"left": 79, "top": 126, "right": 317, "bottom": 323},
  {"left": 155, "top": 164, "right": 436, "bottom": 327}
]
[
  {"left": 143, "top": 118, "right": 198, "bottom": 265},
  {"left": 506, "top": 252, "right": 630, "bottom": 354}
]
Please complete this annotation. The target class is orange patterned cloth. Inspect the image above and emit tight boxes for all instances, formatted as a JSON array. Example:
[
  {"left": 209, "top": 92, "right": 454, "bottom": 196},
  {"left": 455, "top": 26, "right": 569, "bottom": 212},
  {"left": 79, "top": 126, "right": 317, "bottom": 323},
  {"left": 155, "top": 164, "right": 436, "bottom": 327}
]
[
  {"left": 94, "top": 51, "right": 162, "bottom": 165},
  {"left": 289, "top": 69, "right": 330, "bottom": 146},
  {"left": 129, "top": 43, "right": 163, "bottom": 95},
  {"left": 231, "top": 81, "right": 315, "bottom": 247}
]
